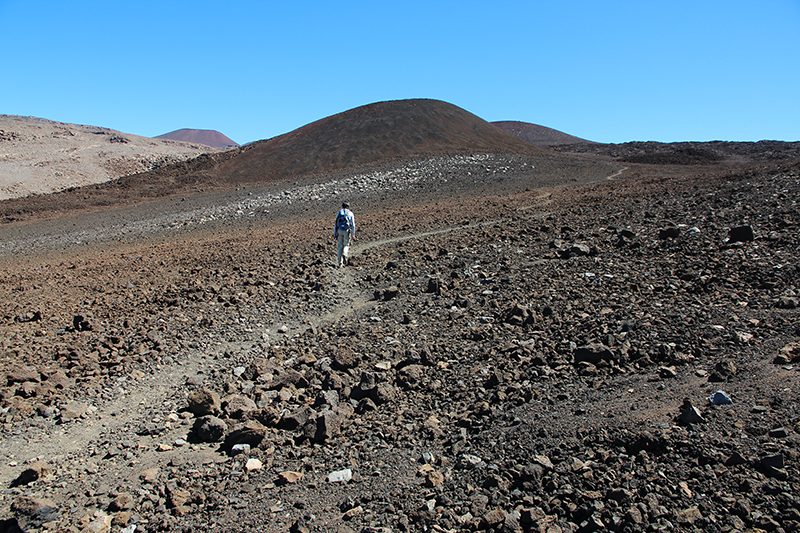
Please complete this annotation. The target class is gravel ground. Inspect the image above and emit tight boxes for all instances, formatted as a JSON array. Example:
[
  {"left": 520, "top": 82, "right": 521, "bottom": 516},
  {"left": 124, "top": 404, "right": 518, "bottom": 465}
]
[{"left": 0, "top": 154, "right": 798, "bottom": 533}]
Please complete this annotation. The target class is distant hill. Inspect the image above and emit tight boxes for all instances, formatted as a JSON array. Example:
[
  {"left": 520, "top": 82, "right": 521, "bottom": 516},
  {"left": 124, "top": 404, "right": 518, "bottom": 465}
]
[
  {"left": 155, "top": 129, "right": 238, "bottom": 148},
  {"left": 492, "top": 120, "right": 594, "bottom": 146},
  {"left": 0, "top": 115, "right": 213, "bottom": 200}
]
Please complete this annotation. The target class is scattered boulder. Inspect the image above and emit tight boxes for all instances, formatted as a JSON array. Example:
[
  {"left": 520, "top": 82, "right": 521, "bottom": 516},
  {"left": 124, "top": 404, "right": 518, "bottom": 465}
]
[
  {"left": 10, "top": 496, "right": 59, "bottom": 529},
  {"left": 10, "top": 462, "right": 51, "bottom": 487},
  {"left": 774, "top": 342, "right": 800, "bottom": 364},
  {"left": 677, "top": 399, "right": 705, "bottom": 425},
  {"left": 223, "top": 420, "right": 268, "bottom": 450},
  {"left": 729, "top": 225, "right": 754, "bottom": 243},
  {"left": 193, "top": 415, "right": 227, "bottom": 442},
  {"left": 658, "top": 226, "right": 681, "bottom": 239},
  {"left": 709, "top": 360, "right": 738, "bottom": 382},
  {"left": 222, "top": 394, "right": 258, "bottom": 419},
  {"left": 187, "top": 388, "right": 222, "bottom": 416},
  {"left": 574, "top": 343, "right": 614, "bottom": 365}
]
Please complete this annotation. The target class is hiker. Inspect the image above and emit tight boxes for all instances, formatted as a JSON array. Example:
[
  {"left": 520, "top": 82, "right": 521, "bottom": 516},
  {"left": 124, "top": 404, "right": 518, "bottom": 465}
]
[{"left": 333, "top": 202, "right": 355, "bottom": 267}]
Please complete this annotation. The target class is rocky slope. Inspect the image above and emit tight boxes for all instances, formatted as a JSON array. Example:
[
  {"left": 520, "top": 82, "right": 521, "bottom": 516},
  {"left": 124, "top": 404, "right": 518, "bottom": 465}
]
[
  {"left": 492, "top": 121, "right": 593, "bottom": 146},
  {"left": 0, "top": 146, "right": 798, "bottom": 533},
  {"left": 0, "top": 116, "right": 221, "bottom": 200}
]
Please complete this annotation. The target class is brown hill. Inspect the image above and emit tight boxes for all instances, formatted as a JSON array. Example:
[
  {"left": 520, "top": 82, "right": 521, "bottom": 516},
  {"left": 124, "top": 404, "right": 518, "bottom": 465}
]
[
  {"left": 215, "top": 99, "right": 550, "bottom": 185},
  {"left": 155, "top": 128, "right": 238, "bottom": 148},
  {"left": 492, "top": 120, "right": 593, "bottom": 146},
  {"left": 5, "top": 99, "right": 597, "bottom": 219}
]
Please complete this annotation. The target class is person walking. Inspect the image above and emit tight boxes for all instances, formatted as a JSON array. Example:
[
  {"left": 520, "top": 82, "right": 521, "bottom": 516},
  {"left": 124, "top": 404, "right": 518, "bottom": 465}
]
[{"left": 333, "top": 202, "right": 355, "bottom": 267}]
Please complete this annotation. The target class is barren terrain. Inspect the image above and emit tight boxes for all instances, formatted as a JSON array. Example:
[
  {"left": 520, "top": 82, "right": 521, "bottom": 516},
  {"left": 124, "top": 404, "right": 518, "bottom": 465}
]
[
  {"left": 0, "top": 116, "right": 224, "bottom": 201},
  {"left": 0, "top": 100, "right": 798, "bottom": 533}
]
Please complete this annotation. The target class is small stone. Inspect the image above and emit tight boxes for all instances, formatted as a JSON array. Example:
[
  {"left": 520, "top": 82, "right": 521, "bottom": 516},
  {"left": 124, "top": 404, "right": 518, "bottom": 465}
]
[
  {"left": 167, "top": 485, "right": 192, "bottom": 508},
  {"left": 11, "top": 496, "right": 59, "bottom": 524},
  {"left": 659, "top": 366, "right": 677, "bottom": 379},
  {"left": 768, "top": 426, "right": 788, "bottom": 438},
  {"left": 761, "top": 454, "right": 787, "bottom": 479},
  {"left": 677, "top": 399, "right": 705, "bottom": 424},
  {"left": 676, "top": 507, "right": 702, "bottom": 525},
  {"left": 709, "top": 360, "right": 738, "bottom": 382},
  {"left": 425, "top": 470, "right": 444, "bottom": 488},
  {"left": 574, "top": 343, "right": 614, "bottom": 364},
  {"left": 222, "top": 394, "right": 258, "bottom": 419},
  {"left": 230, "top": 443, "right": 251, "bottom": 456},
  {"left": 729, "top": 225, "right": 754, "bottom": 243},
  {"left": 112, "top": 511, "right": 132, "bottom": 527},
  {"left": 342, "top": 505, "right": 363, "bottom": 519},
  {"left": 481, "top": 509, "right": 506, "bottom": 528},
  {"left": 61, "top": 401, "right": 89, "bottom": 420},
  {"left": 290, "top": 519, "right": 312, "bottom": 533},
  {"left": 81, "top": 512, "right": 112, "bottom": 533},
  {"left": 709, "top": 390, "right": 732, "bottom": 405},
  {"left": 568, "top": 243, "right": 591, "bottom": 256},
  {"left": 327, "top": 468, "right": 353, "bottom": 483},
  {"left": 761, "top": 453, "right": 784, "bottom": 468},
  {"left": 774, "top": 342, "right": 800, "bottom": 364},
  {"left": 224, "top": 420, "right": 268, "bottom": 450},
  {"left": 11, "top": 461, "right": 51, "bottom": 486},
  {"left": 108, "top": 493, "right": 135, "bottom": 512},
  {"left": 532, "top": 455, "right": 554, "bottom": 470},
  {"left": 187, "top": 388, "right": 222, "bottom": 416},
  {"left": 659, "top": 226, "right": 681, "bottom": 239},
  {"left": 193, "top": 415, "right": 227, "bottom": 442},
  {"left": 278, "top": 470, "right": 302, "bottom": 483},
  {"left": 7, "top": 365, "right": 40, "bottom": 384},
  {"left": 245, "top": 458, "right": 263, "bottom": 472},
  {"left": 459, "top": 454, "right": 483, "bottom": 469},
  {"left": 139, "top": 467, "right": 159, "bottom": 484},
  {"left": 725, "top": 451, "right": 748, "bottom": 466}
]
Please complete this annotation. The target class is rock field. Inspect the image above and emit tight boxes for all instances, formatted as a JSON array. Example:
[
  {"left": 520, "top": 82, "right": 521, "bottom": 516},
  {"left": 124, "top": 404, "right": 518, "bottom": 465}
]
[{"left": 0, "top": 153, "right": 798, "bottom": 533}]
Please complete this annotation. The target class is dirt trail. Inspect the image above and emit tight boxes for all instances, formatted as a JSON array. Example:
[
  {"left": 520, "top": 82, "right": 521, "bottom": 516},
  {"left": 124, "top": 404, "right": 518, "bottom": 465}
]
[
  {"left": 1, "top": 205, "right": 558, "bottom": 487},
  {"left": 0, "top": 219, "right": 479, "bottom": 485}
]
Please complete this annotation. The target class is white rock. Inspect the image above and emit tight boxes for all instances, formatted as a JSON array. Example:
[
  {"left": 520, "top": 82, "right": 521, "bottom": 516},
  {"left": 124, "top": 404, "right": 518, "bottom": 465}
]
[
  {"left": 245, "top": 458, "right": 263, "bottom": 472},
  {"left": 327, "top": 468, "right": 353, "bottom": 483}
]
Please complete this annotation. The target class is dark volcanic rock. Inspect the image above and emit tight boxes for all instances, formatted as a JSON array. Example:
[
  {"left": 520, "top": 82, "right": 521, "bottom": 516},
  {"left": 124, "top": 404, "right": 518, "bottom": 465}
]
[{"left": 0, "top": 130, "right": 798, "bottom": 532}]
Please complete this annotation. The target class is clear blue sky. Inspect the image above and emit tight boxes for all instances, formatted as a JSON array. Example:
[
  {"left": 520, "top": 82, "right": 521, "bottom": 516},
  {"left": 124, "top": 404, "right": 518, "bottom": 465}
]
[{"left": 2, "top": 0, "right": 798, "bottom": 145}]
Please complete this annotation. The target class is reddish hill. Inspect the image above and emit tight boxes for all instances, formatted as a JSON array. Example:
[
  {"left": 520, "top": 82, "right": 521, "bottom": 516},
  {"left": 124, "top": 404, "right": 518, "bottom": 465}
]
[
  {"left": 213, "top": 99, "right": 549, "bottom": 185},
  {"left": 155, "top": 128, "right": 238, "bottom": 148},
  {"left": 492, "top": 120, "right": 593, "bottom": 146}
]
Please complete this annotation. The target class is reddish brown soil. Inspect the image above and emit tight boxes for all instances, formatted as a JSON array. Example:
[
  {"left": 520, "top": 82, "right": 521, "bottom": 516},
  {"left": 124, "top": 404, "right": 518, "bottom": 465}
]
[{"left": 0, "top": 99, "right": 798, "bottom": 533}]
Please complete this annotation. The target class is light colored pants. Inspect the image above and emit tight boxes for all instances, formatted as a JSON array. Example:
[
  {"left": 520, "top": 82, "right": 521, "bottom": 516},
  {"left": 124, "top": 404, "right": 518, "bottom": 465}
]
[{"left": 337, "top": 231, "right": 351, "bottom": 266}]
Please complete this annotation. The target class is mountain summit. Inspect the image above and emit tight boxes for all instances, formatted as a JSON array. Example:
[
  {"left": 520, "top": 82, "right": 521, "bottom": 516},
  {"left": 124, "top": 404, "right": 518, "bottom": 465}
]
[{"left": 155, "top": 128, "right": 238, "bottom": 148}]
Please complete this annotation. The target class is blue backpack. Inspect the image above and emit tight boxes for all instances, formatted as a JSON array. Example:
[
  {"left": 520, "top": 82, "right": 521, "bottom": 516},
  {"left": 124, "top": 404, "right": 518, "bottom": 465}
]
[{"left": 336, "top": 210, "right": 350, "bottom": 231}]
